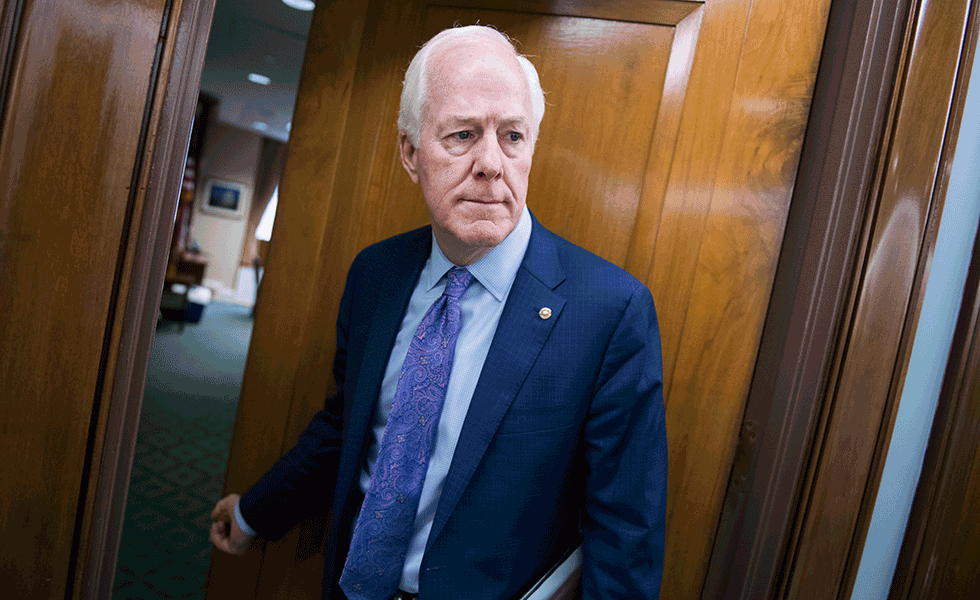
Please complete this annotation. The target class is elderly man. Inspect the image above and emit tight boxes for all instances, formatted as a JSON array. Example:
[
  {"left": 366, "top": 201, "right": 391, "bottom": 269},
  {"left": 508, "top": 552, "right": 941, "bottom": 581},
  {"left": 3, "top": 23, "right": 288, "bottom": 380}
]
[{"left": 210, "top": 25, "right": 667, "bottom": 600}]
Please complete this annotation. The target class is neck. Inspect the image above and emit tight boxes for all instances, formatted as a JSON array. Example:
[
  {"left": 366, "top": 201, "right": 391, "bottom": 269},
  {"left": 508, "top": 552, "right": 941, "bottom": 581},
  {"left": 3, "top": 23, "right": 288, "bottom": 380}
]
[{"left": 433, "top": 234, "right": 492, "bottom": 266}]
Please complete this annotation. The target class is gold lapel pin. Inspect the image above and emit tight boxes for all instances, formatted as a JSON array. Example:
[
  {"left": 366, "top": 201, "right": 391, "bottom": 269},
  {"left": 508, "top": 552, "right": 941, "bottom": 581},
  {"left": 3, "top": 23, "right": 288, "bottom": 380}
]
[{"left": 538, "top": 307, "right": 552, "bottom": 320}]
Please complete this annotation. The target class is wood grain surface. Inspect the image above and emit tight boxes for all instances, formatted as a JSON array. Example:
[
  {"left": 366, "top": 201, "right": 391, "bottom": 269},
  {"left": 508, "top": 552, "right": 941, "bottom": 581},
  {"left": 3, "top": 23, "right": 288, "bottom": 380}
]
[
  {"left": 891, "top": 8, "right": 980, "bottom": 598},
  {"left": 0, "top": 0, "right": 168, "bottom": 597},
  {"left": 781, "top": 0, "right": 978, "bottom": 598},
  {"left": 894, "top": 171, "right": 980, "bottom": 600},
  {"left": 699, "top": 0, "right": 923, "bottom": 597}
]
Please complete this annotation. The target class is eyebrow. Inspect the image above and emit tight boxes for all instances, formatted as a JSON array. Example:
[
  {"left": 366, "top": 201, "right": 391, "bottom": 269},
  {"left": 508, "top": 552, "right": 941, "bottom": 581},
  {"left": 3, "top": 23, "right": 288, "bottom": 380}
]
[{"left": 439, "top": 115, "right": 529, "bottom": 130}]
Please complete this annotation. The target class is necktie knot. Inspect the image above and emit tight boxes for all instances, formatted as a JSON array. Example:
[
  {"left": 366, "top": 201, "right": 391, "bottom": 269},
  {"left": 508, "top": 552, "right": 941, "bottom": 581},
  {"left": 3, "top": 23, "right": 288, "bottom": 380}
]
[{"left": 445, "top": 267, "right": 473, "bottom": 300}]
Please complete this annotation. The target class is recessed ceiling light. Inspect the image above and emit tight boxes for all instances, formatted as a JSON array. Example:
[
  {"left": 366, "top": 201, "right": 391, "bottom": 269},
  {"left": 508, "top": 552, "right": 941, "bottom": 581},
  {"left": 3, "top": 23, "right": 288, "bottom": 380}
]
[
  {"left": 252, "top": 121, "right": 269, "bottom": 131},
  {"left": 282, "top": 0, "right": 315, "bottom": 11},
  {"left": 247, "top": 73, "right": 271, "bottom": 85}
]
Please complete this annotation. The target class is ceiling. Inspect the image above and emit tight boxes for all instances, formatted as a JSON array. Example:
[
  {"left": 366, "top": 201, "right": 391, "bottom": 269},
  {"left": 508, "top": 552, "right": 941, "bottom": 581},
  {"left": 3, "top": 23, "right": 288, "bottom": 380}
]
[{"left": 198, "top": 0, "right": 314, "bottom": 142}]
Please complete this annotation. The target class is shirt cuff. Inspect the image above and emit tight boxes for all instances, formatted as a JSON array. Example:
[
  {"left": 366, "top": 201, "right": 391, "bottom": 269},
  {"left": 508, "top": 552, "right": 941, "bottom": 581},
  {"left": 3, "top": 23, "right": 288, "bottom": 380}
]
[{"left": 234, "top": 498, "right": 257, "bottom": 538}]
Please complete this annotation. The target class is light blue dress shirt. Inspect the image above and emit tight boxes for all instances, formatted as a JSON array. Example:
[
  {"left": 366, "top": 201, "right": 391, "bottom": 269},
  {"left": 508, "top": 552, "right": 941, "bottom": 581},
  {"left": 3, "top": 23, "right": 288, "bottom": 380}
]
[{"left": 236, "top": 207, "right": 531, "bottom": 593}]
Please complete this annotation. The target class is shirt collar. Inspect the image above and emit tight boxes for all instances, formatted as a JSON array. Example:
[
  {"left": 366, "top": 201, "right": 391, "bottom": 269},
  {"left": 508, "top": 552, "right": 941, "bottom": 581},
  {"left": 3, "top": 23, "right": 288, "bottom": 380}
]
[{"left": 423, "top": 206, "right": 532, "bottom": 301}]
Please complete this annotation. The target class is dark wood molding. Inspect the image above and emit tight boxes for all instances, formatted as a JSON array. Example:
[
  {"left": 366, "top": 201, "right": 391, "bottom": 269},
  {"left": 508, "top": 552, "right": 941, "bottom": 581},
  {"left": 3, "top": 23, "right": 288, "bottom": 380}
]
[
  {"left": 889, "top": 5, "right": 980, "bottom": 597},
  {"left": 821, "top": 0, "right": 979, "bottom": 596},
  {"left": 702, "top": 0, "right": 914, "bottom": 595},
  {"left": 891, "top": 178, "right": 980, "bottom": 600},
  {"left": 0, "top": 0, "right": 23, "bottom": 130},
  {"left": 703, "top": 0, "right": 980, "bottom": 596},
  {"left": 75, "top": 0, "right": 216, "bottom": 597}
]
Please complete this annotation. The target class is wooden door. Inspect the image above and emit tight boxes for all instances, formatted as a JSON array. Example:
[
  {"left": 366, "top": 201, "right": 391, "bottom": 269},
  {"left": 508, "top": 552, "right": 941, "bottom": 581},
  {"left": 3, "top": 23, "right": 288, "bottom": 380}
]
[
  {"left": 0, "top": 0, "right": 213, "bottom": 598},
  {"left": 209, "top": 0, "right": 833, "bottom": 598}
]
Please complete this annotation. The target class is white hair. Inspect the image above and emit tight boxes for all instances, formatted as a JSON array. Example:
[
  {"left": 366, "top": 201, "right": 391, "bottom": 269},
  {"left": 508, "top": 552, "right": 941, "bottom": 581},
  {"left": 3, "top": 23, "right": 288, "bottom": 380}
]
[{"left": 398, "top": 25, "right": 546, "bottom": 147}]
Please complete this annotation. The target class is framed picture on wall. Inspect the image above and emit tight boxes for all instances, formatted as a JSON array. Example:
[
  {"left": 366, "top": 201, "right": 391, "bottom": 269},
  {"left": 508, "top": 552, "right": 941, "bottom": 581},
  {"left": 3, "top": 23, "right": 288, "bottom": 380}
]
[{"left": 200, "top": 178, "right": 248, "bottom": 219}]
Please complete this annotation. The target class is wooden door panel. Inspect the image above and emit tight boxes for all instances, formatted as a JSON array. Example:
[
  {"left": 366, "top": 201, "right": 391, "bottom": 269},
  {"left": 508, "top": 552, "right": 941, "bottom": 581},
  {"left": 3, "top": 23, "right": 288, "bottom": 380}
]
[
  {"left": 652, "top": 2, "right": 833, "bottom": 596},
  {"left": 0, "top": 0, "right": 172, "bottom": 597},
  {"left": 211, "top": 0, "right": 833, "bottom": 598}
]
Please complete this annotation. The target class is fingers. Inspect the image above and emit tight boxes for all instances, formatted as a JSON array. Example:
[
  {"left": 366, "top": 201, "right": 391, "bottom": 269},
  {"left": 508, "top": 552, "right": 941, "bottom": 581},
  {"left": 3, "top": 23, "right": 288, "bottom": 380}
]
[
  {"left": 210, "top": 520, "right": 231, "bottom": 553},
  {"left": 209, "top": 493, "right": 251, "bottom": 556},
  {"left": 211, "top": 493, "right": 239, "bottom": 521}
]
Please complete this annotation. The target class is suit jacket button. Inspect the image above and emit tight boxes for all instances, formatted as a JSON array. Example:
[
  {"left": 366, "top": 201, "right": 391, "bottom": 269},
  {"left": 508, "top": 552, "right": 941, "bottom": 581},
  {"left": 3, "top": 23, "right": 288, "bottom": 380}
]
[{"left": 539, "top": 307, "right": 552, "bottom": 320}]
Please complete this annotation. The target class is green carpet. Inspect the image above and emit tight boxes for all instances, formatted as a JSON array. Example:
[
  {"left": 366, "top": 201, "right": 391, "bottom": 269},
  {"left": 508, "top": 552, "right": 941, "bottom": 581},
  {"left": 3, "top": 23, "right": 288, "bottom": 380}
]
[{"left": 113, "top": 301, "right": 251, "bottom": 600}]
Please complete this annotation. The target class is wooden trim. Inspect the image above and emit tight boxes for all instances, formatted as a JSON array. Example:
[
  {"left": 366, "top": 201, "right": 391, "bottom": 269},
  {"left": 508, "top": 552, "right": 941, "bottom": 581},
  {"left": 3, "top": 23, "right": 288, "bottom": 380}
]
[
  {"left": 702, "top": 0, "right": 913, "bottom": 595},
  {"left": 704, "top": 0, "right": 980, "bottom": 597},
  {"left": 0, "top": 0, "right": 23, "bottom": 129},
  {"left": 444, "top": 0, "right": 702, "bottom": 26},
  {"left": 892, "top": 168, "right": 980, "bottom": 600},
  {"left": 74, "top": 0, "right": 216, "bottom": 597},
  {"left": 820, "top": 1, "right": 977, "bottom": 596},
  {"left": 889, "top": 4, "right": 980, "bottom": 597}
]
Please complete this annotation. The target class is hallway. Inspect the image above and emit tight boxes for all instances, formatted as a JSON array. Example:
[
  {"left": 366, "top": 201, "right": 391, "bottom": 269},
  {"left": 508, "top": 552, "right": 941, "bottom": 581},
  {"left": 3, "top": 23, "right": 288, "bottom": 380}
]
[{"left": 112, "top": 302, "right": 251, "bottom": 599}]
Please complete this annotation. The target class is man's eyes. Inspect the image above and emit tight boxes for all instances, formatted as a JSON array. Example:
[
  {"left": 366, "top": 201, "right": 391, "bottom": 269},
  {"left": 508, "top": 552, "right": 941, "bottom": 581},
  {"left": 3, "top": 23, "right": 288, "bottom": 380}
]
[{"left": 446, "top": 130, "right": 523, "bottom": 143}]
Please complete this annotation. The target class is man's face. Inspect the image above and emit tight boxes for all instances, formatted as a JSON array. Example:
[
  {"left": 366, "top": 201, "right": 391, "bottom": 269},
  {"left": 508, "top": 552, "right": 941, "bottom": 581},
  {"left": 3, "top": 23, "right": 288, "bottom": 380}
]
[{"left": 400, "top": 41, "right": 534, "bottom": 265}]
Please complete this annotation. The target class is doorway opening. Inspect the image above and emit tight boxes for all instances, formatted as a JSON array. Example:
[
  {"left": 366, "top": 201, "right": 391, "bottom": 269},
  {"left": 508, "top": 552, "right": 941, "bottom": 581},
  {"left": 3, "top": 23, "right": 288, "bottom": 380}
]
[{"left": 111, "top": 1, "right": 311, "bottom": 597}]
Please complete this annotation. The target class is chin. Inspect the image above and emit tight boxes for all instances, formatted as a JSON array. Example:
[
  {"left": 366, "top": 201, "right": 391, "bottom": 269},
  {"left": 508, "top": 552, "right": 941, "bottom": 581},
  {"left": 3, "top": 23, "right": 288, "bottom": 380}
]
[{"left": 456, "top": 220, "right": 513, "bottom": 248}]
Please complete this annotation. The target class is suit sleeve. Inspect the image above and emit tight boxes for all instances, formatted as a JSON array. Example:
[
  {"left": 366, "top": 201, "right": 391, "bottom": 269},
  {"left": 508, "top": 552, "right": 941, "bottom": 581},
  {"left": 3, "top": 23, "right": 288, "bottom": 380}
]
[
  {"left": 581, "top": 285, "right": 667, "bottom": 600},
  {"left": 236, "top": 261, "right": 357, "bottom": 540}
]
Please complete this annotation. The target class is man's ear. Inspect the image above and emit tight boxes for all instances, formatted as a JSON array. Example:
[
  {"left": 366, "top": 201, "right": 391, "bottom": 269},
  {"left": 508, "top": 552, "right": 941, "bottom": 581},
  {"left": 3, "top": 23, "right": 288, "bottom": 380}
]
[{"left": 399, "top": 134, "right": 420, "bottom": 184}]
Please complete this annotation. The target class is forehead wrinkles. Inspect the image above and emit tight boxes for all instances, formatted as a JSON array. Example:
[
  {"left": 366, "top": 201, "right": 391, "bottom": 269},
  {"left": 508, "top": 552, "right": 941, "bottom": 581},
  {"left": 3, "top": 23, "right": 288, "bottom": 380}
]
[{"left": 423, "top": 40, "right": 530, "bottom": 125}]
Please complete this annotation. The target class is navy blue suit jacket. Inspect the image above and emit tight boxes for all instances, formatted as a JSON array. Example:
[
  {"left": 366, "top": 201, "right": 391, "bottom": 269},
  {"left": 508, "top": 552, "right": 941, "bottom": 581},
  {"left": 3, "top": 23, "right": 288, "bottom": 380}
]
[{"left": 240, "top": 216, "right": 667, "bottom": 599}]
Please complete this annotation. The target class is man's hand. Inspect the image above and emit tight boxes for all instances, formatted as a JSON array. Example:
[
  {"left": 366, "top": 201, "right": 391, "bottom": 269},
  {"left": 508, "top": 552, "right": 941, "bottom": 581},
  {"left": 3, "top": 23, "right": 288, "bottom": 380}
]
[{"left": 209, "top": 493, "right": 253, "bottom": 555}]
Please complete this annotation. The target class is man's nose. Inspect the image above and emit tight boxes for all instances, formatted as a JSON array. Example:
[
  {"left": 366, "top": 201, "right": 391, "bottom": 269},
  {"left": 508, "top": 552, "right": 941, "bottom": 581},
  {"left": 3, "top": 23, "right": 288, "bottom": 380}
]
[{"left": 472, "top": 135, "right": 503, "bottom": 180}]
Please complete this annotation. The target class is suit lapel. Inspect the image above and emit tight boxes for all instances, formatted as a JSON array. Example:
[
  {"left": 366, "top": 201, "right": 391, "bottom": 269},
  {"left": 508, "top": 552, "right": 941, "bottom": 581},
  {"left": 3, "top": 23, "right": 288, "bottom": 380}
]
[
  {"left": 427, "top": 221, "right": 566, "bottom": 550},
  {"left": 341, "top": 230, "right": 431, "bottom": 474}
]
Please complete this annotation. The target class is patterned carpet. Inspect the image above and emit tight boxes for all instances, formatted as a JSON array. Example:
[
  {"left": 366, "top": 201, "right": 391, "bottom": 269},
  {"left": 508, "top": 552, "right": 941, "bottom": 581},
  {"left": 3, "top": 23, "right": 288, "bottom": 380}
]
[{"left": 112, "top": 301, "right": 252, "bottom": 600}]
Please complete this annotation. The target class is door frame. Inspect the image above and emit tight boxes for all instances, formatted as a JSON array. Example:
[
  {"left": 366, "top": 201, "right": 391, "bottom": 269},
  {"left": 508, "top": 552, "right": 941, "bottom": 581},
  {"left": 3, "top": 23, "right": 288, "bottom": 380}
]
[
  {"left": 889, "top": 8, "right": 980, "bottom": 595},
  {"left": 703, "top": 0, "right": 916, "bottom": 595},
  {"left": 73, "top": 0, "right": 216, "bottom": 597},
  {"left": 76, "top": 0, "right": 978, "bottom": 598},
  {"left": 705, "top": 0, "right": 980, "bottom": 598},
  {"left": 891, "top": 167, "right": 980, "bottom": 598}
]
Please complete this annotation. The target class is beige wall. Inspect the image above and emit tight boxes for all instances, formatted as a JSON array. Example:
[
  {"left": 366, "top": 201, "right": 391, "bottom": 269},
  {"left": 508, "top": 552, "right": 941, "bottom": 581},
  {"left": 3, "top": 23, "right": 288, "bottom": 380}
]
[{"left": 190, "top": 122, "right": 262, "bottom": 293}]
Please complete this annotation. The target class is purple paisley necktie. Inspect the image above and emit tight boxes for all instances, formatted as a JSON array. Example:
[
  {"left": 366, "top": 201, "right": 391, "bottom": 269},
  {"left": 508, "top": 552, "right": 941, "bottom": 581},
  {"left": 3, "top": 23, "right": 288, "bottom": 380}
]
[{"left": 339, "top": 266, "right": 475, "bottom": 600}]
